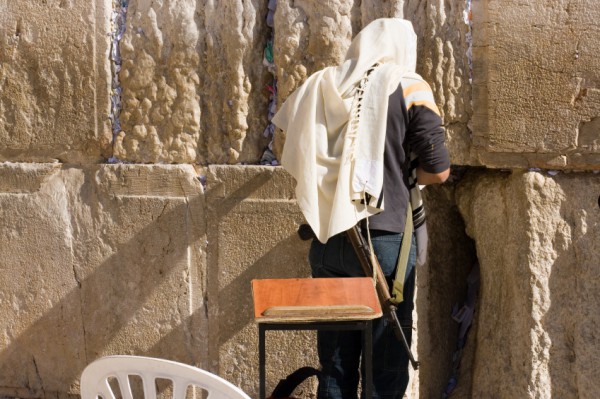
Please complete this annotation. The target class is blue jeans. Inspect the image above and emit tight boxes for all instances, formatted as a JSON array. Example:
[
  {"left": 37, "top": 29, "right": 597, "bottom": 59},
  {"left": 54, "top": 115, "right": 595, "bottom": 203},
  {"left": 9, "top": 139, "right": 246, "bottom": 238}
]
[{"left": 308, "top": 230, "right": 417, "bottom": 399}]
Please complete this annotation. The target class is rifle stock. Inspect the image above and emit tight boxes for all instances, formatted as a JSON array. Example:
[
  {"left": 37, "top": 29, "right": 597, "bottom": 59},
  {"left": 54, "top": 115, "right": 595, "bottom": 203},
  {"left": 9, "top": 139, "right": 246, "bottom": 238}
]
[{"left": 346, "top": 226, "right": 420, "bottom": 370}]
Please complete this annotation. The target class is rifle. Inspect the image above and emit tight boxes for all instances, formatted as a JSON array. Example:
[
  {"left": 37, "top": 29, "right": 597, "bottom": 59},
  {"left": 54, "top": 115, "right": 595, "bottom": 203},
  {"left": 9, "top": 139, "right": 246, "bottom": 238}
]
[{"left": 345, "top": 225, "right": 419, "bottom": 370}]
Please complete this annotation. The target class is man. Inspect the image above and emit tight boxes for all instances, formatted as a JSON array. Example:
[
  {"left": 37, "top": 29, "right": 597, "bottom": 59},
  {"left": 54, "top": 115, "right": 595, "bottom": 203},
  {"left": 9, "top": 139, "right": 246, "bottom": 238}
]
[{"left": 273, "top": 18, "right": 450, "bottom": 398}]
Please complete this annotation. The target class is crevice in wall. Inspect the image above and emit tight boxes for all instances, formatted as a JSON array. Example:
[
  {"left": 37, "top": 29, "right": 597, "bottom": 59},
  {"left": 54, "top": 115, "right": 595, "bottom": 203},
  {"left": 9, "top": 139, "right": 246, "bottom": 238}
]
[
  {"left": 260, "top": 0, "right": 279, "bottom": 166},
  {"left": 417, "top": 175, "right": 480, "bottom": 398},
  {"left": 443, "top": 17, "right": 481, "bottom": 395},
  {"left": 442, "top": 261, "right": 479, "bottom": 398},
  {"left": 107, "top": 0, "right": 128, "bottom": 164},
  {"left": 464, "top": 0, "right": 473, "bottom": 85}
]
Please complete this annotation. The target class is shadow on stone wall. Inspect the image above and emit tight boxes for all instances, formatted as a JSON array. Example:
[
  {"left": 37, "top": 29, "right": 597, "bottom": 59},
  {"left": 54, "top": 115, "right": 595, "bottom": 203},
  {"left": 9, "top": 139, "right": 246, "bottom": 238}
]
[
  {"left": 546, "top": 247, "right": 580, "bottom": 398},
  {"left": 0, "top": 167, "right": 206, "bottom": 397},
  {"left": 216, "top": 233, "right": 308, "bottom": 349},
  {"left": 0, "top": 165, "right": 491, "bottom": 399},
  {"left": 204, "top": 166, "right": 314, "bottom": 395},
  {"left": 545, "top": 176, "right": 600, "bottom": 398},
  {"left": 417, "top": 181, "right": 478, "bottom": 398}
]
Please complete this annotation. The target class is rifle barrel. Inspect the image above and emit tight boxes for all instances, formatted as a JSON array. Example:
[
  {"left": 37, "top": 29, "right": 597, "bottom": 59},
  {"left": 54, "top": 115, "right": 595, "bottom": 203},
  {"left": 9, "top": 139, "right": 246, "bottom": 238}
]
[{"left": 346, "top": 226, "right": 420, "bottom": 370}]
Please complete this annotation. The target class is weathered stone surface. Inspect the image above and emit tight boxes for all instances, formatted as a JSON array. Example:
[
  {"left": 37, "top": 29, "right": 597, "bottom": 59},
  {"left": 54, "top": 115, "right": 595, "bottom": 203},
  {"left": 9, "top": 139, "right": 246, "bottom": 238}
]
[
  {"left": 205, "top": 165, "right": 317, "bottom": 397},
  {"left": 0, "top": 0, "right": 112, "bottom": 163},
  {"left": 81, "top": 165, "right": 206, "bottom": 366},
  {"left": 115, "top": 0, "right": 202, "bottom": 163},
  {"left": 0, "top": 163, "right": 206, "bottom": 396},
  {"left": 273, "top": 0, "right": 354, "bottom": 102},
  {"left": 456, "top": 170, "right": 600, "bottom": 397},
  {"left": 272, "top": 0, "right": 355, "bottom": 159},
  {"left": 0, "top": 163, "right": 82, "bottom": 397},
  {"left": 116, "top": 0, "right": 272, "bottom": 164},
  {"left": 472, "top": 0, "right": 600, "bottom": 170},
  {"left": 200, "top": 1, "right": 273, "bottom": 164}
]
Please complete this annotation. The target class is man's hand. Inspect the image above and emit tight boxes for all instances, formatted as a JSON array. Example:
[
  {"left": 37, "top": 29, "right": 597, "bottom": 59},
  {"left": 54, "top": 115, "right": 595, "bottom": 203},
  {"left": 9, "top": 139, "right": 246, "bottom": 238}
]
[{"left": 416, "top": 167, "right": 450, "bottom": 185}]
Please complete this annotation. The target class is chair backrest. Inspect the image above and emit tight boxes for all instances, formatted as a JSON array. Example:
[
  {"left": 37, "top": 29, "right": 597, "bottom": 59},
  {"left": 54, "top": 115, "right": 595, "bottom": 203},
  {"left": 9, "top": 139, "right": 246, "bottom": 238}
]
[{"left": 80, "top": 356, "right": 251, "bottom": 399}]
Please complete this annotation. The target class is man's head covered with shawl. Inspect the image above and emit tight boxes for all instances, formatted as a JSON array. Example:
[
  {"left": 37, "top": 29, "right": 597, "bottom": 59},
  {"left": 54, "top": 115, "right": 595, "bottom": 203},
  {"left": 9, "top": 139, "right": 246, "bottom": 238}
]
[{"left": 272, "top": 18, "right": 421, "bottom": 243}]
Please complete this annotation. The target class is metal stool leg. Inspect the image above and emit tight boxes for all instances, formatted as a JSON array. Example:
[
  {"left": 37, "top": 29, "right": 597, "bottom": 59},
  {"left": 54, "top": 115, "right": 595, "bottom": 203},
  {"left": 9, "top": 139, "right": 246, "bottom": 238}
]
[
  {"left": 363, "top": 320, "right": 373, "bottom": 398},
  {"left": 259, "top": 324, "right": 266, "bottom": 399}
]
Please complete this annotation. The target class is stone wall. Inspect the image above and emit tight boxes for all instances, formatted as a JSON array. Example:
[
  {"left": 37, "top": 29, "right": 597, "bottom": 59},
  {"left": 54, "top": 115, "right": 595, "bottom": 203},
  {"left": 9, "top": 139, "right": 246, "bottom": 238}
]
[
  {"left": 0, "top": 163, "right": 475, "bottom": 398},
  {"left": 0, "top": 0, "right": 112, "bottom": 163},
  {"left": 2, "top": 0, "right": 598, "bottom": 170},
  {"left": 114, "top": 1, "right": 273, "bottom": 164},
  {"left": 0, "top": 164, "right": 313, "bottom": 397},
  {"left": 0, "top": 163, "right": 206, "bottom": 397},
  {"left": 0, "top": 0, "right": 599, "bottom": 398},
  {"left": 457, "top": 170, "right": 600, "bottom": 398},
  {"left": 472, "top": 0, "right": 600, "bottom": 169}
]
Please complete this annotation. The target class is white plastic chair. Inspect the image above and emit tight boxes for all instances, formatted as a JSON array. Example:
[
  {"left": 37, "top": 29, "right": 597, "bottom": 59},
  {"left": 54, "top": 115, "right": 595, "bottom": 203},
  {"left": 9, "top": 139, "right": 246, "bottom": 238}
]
[{"left": 80, "top": 355, "right": 251, "bottom": 399}]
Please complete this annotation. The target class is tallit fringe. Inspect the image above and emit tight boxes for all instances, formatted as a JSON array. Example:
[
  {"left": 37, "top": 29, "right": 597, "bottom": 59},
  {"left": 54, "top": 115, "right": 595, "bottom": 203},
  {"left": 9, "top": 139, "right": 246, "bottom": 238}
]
[
  {"left": 347, "top": 63, "right": 381, "bottom": 209},
  {"left": 347, "top": 63, "right": 380, "bottom": 163}
]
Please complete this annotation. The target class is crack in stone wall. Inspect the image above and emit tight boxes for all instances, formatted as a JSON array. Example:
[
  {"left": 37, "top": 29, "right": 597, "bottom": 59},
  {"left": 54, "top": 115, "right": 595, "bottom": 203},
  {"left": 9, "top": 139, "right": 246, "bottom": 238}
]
[{"left": 108, "top": 0, "right": 128, "bottom": 163}]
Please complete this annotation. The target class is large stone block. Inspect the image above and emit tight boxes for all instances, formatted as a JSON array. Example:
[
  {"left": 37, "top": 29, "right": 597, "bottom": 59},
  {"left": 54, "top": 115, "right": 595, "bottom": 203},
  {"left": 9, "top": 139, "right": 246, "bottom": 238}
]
[
  {"left": 273, "top": 0, "right": 354, "bottom": 103},
  {"left": 80, "top": 164, "right": 206, "bottom": 365},
  {"left": 205, "top": 165, "right": 317, "bottom": 397},
  {"left": 0, "top": 163, "right": 82, "bottom": 397},
  {"left": 115, "top": 0, "right": 202, "bottom": 163},
  {"left": 115, "top": 0, "right": 272, "bottom": 164},
  {"left": 0, "top": 1, "right": 112, "bottom": 163},
  {"left": 456, "top": 170, "right": 600, "bottom": 397},
  {"left": 271, "top": 0, "right": 354, "bottom": 160},
  {"left": 0, "top": 163, "right": 206, "bottom": 396},
  {"left": 199, "top": 1, "right": 273, "bottom": 164},
  {"left": 472, "top": 0, "right": 600, "bottom": 169}
]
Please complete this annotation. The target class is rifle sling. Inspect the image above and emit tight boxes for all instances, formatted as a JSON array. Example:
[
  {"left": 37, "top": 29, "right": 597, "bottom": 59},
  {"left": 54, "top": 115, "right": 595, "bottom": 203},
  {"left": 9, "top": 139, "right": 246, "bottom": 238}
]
[{"left": 390, "top": 205, "right": 413, "bottom": 305}]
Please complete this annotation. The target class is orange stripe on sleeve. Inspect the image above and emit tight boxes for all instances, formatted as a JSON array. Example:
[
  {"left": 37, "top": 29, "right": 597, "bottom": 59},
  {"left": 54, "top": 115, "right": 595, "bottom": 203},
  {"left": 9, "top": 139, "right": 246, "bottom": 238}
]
[{"left": 402, "top": 81, "right": 432, "bottom": 97}]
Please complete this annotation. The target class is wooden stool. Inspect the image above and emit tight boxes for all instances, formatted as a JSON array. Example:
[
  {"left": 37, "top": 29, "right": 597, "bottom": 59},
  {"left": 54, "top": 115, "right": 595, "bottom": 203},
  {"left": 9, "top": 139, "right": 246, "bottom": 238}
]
[{"left": 252, "top": 277, "right": 382, "bottom": 398}]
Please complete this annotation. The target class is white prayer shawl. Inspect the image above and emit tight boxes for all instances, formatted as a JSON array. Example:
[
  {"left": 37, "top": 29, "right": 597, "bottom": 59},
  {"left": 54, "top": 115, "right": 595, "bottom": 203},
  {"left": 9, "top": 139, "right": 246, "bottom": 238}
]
[{"left": 273, "top": 18, "right": 421, "bottom": 243}]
